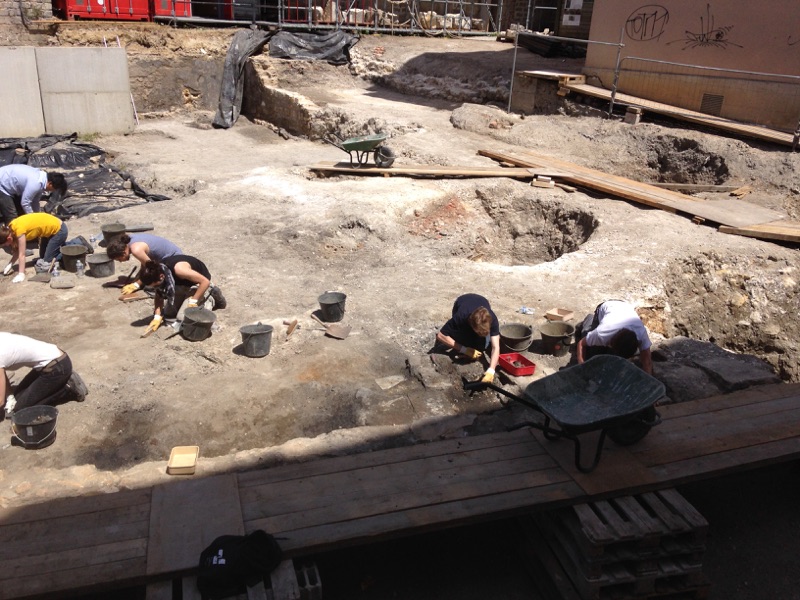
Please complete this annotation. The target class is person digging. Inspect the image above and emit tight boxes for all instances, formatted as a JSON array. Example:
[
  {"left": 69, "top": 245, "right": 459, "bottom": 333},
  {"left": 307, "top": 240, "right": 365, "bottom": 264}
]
[
  {"left": 575, "top": 300, "right": 653, "bottom": 375},
  {"left": 435, "top": 293, "right": 501, "bottom": 383},
  {"left": 138, "top": 256, "right": 227, "bottom": 336}
]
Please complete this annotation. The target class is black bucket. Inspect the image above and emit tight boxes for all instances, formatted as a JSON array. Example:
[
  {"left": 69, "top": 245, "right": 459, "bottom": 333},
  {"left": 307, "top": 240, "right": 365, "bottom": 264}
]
[
  {"left": 181, "top": 307, "right": 217, "bottom": 341},
  {"left": 11, "top": 406, "right": 58, "bottom": 449},
  {"left": 500, "top": 323, "right": 534, "bottom": 352},
  {"left": 101, "top": 222, "right": 126, "bottom": 246},
  {"left": 318, "top": 291, "right": 347, "bottom": 322},
  {"left": 60, "top": 245, "right": 87, "bottom": 273},
  {"left": 240, "top": 323, "right": 274, "bottom": 357},
  {"left": 540, "top": 322, "right": 575, "bottom": 357},
  {"left": 87, "top": 253, "right": 115, "bottom": 278}
]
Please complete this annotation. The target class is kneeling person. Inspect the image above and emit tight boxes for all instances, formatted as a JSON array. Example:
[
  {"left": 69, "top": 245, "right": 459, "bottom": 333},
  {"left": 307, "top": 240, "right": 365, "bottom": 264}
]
[
  {"left": 139, "top": 256, "right": 227, "bottom": 335},
  {"left": 576, "top": 300, "right": 652, "bottom": 374},
  {"left": 436, "top": 293, "right": 501, "bottom": 383},
  {"left": 1, "top": 332, "right": 87, "bottom": 419}
]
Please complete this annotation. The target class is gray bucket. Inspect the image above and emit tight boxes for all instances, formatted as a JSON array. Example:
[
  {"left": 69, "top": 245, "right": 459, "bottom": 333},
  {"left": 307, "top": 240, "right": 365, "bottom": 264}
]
[
  {"left": 87, "top": 253, "right": 115, "bottom": 278},
  {"left": 540, "top": 322, "right": 576, "bottom": 357},
  {"left": 318, "top": 291, "right": 347, "bottom": 322},
  {"left": 500, "top": 323, "right": 534, "bottom": 352},
  {"left": 60, "top": 245, "right": 87, "bottom": 273},
  {"left": 11, "top": 405, "right": 58, "bottom": 449},
  {"left": 240, "top": 323, "right": 274, "bottom": 357},
  {"left": 181, "top": 307, "right": 217, "bottom": 341},
  {"left": 101, "top": 222, "right": 126, "bottom": 245}
]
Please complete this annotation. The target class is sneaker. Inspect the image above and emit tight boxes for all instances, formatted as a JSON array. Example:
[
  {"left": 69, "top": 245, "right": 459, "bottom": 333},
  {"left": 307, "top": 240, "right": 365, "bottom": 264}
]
[
  {"left": 76, "top": 236, "right": 94, "bottom": 255},
  {"left": 4, "top": 394, "right": 17, "bottom": 417},
  {"left": 209, "top": 285, "right": 227, "bottom": 310},
  {"left": 35, "top": 259, "right": 50, "bottom": 273},
  {"left": 66, "top": 372, "right": 88, "bottom": 402}
]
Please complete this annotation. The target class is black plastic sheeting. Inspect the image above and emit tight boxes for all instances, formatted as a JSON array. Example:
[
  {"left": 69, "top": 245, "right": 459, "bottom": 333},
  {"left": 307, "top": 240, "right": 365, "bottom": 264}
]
[
  {"left": 212, "top": 29, "right": 274, "bottom": 129},
  {"left": 212, "top": 28, "right": 359, "bottom": 130},
  {"left": 268, "top": 30, "right": 359, "bottom": 65},
  {"left": 0, "top": 134, "right": 169, "bottom": 218}
]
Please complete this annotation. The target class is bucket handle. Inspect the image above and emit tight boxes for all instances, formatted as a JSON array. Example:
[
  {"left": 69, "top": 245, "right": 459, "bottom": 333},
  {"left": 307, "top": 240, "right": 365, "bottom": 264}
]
[{"left": 11, "top": 413, "right": 58, "bottom": 448}]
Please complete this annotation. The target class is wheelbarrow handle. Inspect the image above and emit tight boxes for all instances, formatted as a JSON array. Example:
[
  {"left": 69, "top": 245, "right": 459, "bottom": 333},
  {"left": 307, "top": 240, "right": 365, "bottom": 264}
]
[{"left": 462, "top": 378, "right": 543, "bottom": 414}]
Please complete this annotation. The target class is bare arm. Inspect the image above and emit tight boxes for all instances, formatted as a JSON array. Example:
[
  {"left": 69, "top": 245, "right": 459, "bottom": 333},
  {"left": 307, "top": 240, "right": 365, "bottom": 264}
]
[
  {"left": 436, "top": 330, "right": 459, "bottom": 351},
  {"left": 1, "top": 368, "right": 9, "bottom": 408},
  {"left": 172, "top": 261, "right": 210, "bottom": 302},
  {"left": 639, "top": 348, "right": 653, "bottom": 375},
  {"left": 576, "top": 337, "right": 588, "bottom": 364},
  {"left": 129, "top": 242, "right": 151, "bottom": 269},
  {"left": 15, "top": 235, "right": 26, "bottom": 275},
  {"left": 487, "top": 335, "right": 500, "bottom": 371}
]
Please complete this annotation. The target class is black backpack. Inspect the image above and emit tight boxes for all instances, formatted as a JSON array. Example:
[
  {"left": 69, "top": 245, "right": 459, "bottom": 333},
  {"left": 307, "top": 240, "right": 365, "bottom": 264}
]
[{"left": 196, "top": 530, "right": 284, "bottom": 599}]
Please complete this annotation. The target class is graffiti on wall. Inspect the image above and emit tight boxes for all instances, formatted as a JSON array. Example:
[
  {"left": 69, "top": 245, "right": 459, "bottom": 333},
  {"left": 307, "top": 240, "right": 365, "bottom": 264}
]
[
  {"left": 669, "top": 4, "right": 742, "bottom": 49},
  {"left": 626, "top": 5, "right": 670, "bottom": 42}
]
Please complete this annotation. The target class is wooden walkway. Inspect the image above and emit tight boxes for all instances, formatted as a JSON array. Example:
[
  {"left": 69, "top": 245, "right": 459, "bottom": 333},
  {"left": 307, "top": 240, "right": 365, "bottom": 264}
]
[{"left": 2, "top": 383, "right": 800, "bottom": 599}]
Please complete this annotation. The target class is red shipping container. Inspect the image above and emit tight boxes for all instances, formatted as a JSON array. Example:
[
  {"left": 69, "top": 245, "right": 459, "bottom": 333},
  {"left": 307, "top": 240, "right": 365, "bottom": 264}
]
[
  {"left": 152, "top": 0, "right": 192, "bottom": 19},
  {"left": 53, "top": 0, "right": 151, "bottom": 20}
]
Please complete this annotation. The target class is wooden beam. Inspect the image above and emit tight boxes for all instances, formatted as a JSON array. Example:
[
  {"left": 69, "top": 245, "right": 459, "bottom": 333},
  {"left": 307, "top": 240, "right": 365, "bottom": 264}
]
[{"left": 309, "top": 161, "right": 569, "bottom": 179}]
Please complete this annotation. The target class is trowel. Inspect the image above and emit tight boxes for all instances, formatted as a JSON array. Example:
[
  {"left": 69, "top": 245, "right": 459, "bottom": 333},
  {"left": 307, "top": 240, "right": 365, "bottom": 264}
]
[{"left": 310, "top": 313, "right": 351, "bottom": 340}]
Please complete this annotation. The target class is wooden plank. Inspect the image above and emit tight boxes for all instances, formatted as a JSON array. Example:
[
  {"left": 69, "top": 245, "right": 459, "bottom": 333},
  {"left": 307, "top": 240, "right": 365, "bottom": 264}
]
[
  {"left": 254, "top": 480, "right": 583, "bottom": 555},
  {"left": 564, "top": 82, "right": 795, "bottom": 148},
  {"left": 634, "top": 398, "right": 800, "bottom": 466},
  {"left": 719, "top": 220, "right": 800, "bottom": 243},
  {"left": 0, "top": 503, "right": 150, "bottom": 555},
  {"left": 4, "top": 538, "right": 147, "bottom": 581},
  {"left": 240, "top": 437, "right": 551, "bottom": 518},
  {"left": 655, "top": 383, "right": 800, "bottom": 419},
  {"left": 247, "top": 461, "right": 569, "bottom": 534},
  {"left": 270, "top": 560, "right": 300, "bottom": 600},
  {"left": 183, "top": 575, "right": 203, "bottom": 600},
  {"left": 247, "top": 580, "right": 270, "bottom": 600},
  {"left": 478, "top": 148, "right": 787, "bottom": 229},
  {"left": 309, "top": 161, "right": 569, "bottom": 179},
  {"left": 238, "top": 428, "right": 538, "bottom": 488},
  {"left": 0, "top": 487, "right": 152, "bottom": 525},
  {"left": 0, "top": 557, "right": 147, "bottom": 600},
  {"left": 147, "top": 474, "right": 244, "bottom": 576},
  {"left": 647, "top": 183, "right": 740, "bottom": 192}
]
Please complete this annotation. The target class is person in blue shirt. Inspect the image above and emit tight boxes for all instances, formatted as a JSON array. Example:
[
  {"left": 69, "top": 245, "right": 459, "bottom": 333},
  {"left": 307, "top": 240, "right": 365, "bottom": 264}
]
[
  {"left": 0, "top": 165, "right": 68, "bottom": 225},
  {"left": 435, "top": 293, "right": 501, "bottom": 383}
]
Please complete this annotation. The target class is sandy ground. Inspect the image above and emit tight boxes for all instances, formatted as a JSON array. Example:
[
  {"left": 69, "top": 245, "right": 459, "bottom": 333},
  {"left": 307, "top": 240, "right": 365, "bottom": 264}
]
[{"left": 1, "top": 27, "right": 799, "bottom": 599}]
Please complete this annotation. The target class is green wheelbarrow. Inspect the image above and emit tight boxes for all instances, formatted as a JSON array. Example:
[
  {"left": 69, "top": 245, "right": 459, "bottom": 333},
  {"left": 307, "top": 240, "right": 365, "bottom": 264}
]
[{"left": 325, "top": 133, "right": 396, "bottom": 168}]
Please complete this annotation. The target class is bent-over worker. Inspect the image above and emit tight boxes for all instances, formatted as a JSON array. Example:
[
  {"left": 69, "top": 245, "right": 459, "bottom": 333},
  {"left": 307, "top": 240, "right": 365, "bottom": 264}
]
[
  {"left": 1, "top": 213, "right": 68, "bottom": 283},
  {"left": 138, "top": 256, "right": 227, "bottom": 336},
  {"left": 0, "top": 332, "right": 87, "bottom": 419},
  {"left": 106, "top": 233, "right": 182, "bottom": 295},
  {"left": 436, "top": 293, "right": 501, "bottom": 383},
  {"left": 576, "top": 300, "right": 653, "bottom": 375},
  {"left": 0, "top": 165, "right": 68, "bottom": 224}
]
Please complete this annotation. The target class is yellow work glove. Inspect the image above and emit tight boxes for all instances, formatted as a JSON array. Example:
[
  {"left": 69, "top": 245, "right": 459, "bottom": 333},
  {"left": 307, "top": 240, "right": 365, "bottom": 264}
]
[
  {"left": 187, "top": 298, "right": 199, "bottom": 308},
  {"left": 481, "top": 368, "right": 496, "bottom": 384},
  {"left": 121, "top": 282, "right": 140, "bottom": 295},
  {"left": 144, "top": 315, "right": 163, "bottom": 335},
  {"left": 459, "top": 345, "right": 482, "bottom": 360}
]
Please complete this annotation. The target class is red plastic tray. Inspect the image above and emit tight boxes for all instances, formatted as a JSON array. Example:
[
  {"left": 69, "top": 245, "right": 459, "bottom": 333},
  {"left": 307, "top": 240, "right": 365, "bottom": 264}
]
[{"left": 498, "top": 353, "right": 536, "bottom": 376}]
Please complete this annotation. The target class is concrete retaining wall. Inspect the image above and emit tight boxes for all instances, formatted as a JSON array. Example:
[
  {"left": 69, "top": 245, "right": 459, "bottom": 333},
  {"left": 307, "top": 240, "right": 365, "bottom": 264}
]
[{"left": 0, "top": 46, "right": 135, "bottom": 137}]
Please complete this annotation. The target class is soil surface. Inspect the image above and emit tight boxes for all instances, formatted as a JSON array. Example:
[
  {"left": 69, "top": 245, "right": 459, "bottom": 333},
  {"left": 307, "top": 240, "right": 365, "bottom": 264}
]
[{"left": 1, "top": 24, "right": 799, "bottom": 600}]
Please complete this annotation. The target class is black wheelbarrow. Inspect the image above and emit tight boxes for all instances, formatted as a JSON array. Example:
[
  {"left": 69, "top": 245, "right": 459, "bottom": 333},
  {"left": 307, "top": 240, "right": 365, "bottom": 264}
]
[
  {"left": 464, "top": 355, "right": 664, "bottom": 473},
  {"left": 325, "top": 133, "right": 396, "bottom": 168}
]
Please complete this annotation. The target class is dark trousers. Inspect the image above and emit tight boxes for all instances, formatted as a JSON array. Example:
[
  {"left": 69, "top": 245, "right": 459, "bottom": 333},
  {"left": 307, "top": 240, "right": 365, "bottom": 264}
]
[
  {"left": 40, "top": 222, "right": 69, "bottom": 263},
  {"left": 0, "top": 192, "right": 19, "bottom": 225},
  {"left": 14, "top": 354, "right": 73, "bottom": 411}
]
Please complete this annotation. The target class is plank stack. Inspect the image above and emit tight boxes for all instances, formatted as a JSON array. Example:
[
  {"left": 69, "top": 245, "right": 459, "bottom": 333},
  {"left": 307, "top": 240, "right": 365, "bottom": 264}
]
[{"left": 520, "top": 489, "right": 710, "bottom": 599}]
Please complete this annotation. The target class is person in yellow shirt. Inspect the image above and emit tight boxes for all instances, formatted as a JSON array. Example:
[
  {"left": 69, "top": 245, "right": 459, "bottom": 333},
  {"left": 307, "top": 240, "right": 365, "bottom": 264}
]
[{"left": 0, "top": 213, "right": 68, "bottom": 283}]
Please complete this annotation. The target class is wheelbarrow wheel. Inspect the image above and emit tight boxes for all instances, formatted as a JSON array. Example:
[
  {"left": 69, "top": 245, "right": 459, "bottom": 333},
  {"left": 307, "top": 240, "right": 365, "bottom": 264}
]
[
  {"left": 374, "top": 145, "right": 395, "bottom": 168},
  {"left": 607, "top": 406, "right": 660, "bottom": 446}
]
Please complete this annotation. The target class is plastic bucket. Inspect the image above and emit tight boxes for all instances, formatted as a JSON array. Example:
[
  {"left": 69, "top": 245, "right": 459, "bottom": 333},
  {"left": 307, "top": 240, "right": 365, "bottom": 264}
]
[
  {"left": 11, "top": 406, "right": 58, "bottom": 449},
  {"left": 240, "top": 323, "right": 274, "bottom": 357},
  {"left": 181, "top": 307, "right": 217, "bottom": 341},
  {"left": 500, "top": 323, "right": 534, "bottom": 352},
  {"left": 318, "top": 291, "right": 347, "bottom": 322},
  {"left": 60, "top": 245, "right": 87, "bottom": 273},
  {"left": 540, "top": 322, "right": 576, "bottom": 357},
  {"left": 101, "top": 223, "right": 126, "bottom": 245},
  {"left": 87, "top": 253, "right": 116, "bottom": 278}
]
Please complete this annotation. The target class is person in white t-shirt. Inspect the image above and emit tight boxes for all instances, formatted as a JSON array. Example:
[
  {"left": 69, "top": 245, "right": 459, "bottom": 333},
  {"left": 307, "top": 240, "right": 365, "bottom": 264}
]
[
  {"left": 576, "top": 300, "right": 653, "bottom": 374},
  {"left": 0, "top": 332, "right": 87, "bottom": 419}
]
